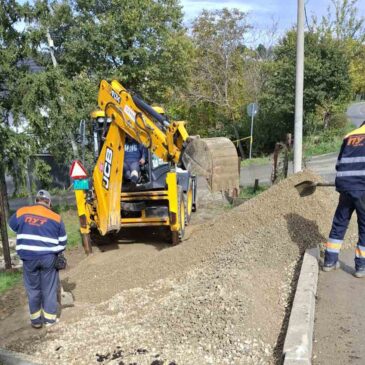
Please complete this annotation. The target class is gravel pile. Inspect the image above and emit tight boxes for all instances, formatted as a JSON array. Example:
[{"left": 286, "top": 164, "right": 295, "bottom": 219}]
[{"left": 7, "top": 171, "right": 358, "bottom": 364}]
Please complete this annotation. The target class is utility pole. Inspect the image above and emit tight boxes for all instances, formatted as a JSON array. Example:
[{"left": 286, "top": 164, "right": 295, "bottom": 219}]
[{"left": 294, "top": 0, "right": 305, "bottom": 173}]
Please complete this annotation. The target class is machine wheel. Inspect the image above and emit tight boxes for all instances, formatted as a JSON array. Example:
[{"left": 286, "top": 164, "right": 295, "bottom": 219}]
[
  {"left": 171, "top": 186, "right": 186, "bottom": 245},
  {"left": 191, "top": 175, "right": 197, "bottom": 212},
  {"left": 185, "top": 181, "right": 194, "bottom": 225}
]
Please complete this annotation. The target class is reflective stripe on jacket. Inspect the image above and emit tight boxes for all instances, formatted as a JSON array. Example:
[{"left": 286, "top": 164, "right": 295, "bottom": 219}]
[
  {"left": 8, "top": 204, "right": 67, "bottom": 259},
  {"left": 336, "top": 125, "right": 365, "bottom": 191}
]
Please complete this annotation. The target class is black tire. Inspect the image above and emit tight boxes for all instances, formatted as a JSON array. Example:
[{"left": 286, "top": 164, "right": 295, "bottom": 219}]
[
  {"left": 191, "top": 176, "right": 197, "bottom": 212},
  {"left": 185, "top": 180, "right": 194, "bottom": 225}
]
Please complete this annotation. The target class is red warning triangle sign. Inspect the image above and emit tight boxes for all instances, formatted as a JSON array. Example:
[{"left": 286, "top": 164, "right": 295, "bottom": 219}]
[{"left": 69, "top": 160, "right": 88, "bottom": 179}]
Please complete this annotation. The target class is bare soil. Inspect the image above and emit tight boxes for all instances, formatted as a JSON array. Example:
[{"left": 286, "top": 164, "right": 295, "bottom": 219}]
[{"left": 0, "top": 171, "right": 358, "bottom": 365}]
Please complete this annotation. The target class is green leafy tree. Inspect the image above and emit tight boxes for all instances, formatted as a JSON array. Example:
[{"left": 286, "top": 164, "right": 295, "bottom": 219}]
[
  {"left": 312, "top": 0, "right": 365, "bottom": 41},
  {"left": 23, "top": 0, "right": 192, "bottom": 102},
  {"left": 180, "top": 8, "right": 253, "bottom": 158},
  {"left": 3, "top": 0, "right": 192, "bottom": 181},
  {"left": 311, "top": 0, "right": 365, "bottom": 97},
  {"left": 255, "top": 30, "right": 352, "bottom": 151},
  {"left": 0, "top": 0, "right": 35, "bottom": 195}
]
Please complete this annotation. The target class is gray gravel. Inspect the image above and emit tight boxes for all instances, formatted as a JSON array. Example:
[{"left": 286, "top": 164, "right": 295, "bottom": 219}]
[{"left": 4, "top": 170, "right": 358, "bottom": 365}]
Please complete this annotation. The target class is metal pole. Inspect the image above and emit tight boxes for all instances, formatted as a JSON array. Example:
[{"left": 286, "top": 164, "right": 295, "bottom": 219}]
[
  {"left": 249, "top": 113, "right": 254, "bottom": 159},
  {"left": 294, "top": 0, "right": 304, "bottom": 173}
]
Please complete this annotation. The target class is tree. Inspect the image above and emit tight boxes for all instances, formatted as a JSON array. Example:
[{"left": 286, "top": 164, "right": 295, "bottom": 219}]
[
  {"left": 254, "top": 30, "right": 352, "bottom": 151},
  {"left": 312, "top": 0, "right": 365, "bottom": 42},
  {"left": 311, "top": 0, "right": 365, "bottom": 97},
  {"left": 179, "top": 8, "right": 253, "bottom": 157},
  {"left": 349, "top": 43, "right": 365, "bottom": 96},
  {"left": 0, "top": 0, "right": 35, "bottom": 195},
  {"left": 1, "top": 0, "right": 192, "bottom": 185},
  {"left": 23, "top": 0, "right": 192, "bottom": 102}
]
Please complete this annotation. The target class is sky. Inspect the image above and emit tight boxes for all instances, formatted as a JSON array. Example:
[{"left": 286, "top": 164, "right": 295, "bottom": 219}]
[{"left": 180, "top": 0, "right": 365, "bottom": 33}]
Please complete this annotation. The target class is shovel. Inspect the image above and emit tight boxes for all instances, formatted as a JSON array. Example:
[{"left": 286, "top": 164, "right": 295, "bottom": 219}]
[{"left": 295, "top": 180, "right": 335, "bottom": 197}]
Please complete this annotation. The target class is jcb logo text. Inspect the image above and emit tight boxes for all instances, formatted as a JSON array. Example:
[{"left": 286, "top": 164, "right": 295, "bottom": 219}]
[{"left": 102, "top": 147, "right": 113, "bottom": 190}]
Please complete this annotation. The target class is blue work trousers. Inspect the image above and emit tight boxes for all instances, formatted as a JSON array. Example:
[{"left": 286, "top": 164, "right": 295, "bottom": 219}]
[
  {"left": 22, "top": 254, "right": 59, "bottom": 325},
  {"left": 123, "top": 161, "right": 140, "bottom": 183},
  {"left": 325, "top": 191, "right": 365, "bottom": 270}
]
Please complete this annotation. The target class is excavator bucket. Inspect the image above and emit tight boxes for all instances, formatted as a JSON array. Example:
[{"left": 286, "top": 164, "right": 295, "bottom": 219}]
[{"left": 182, "top": 137, "right": 239, "bottom": 192}]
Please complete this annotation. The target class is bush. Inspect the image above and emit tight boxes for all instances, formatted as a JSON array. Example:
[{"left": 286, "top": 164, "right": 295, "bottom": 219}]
[
  {"left": 34, "top": 160, "right": 53, "bottom": 190},
  {"left": 328, "top": 113, "right": 348, "bottom": 130}
]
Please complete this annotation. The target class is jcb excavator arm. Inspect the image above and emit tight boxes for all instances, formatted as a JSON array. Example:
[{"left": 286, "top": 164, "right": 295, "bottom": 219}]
[
  {"left": 81, "top": 80, "right": 239, "bottom": 236},
  {"left": 98, "top": 80, "right": 187, "bottom": 164}
]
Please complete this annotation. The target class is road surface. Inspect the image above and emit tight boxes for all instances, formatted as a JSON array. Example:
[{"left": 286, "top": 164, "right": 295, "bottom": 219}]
[
  {"left": 240, "top": 152, "right": 337, "bottom": 187},
  {"left": 239, "top": 100, "right": 365, "bottom": 187},
  {"left": 347, "top": 102, "right": 365, "bottom": 127},
  {"left": 313, "top": 249, "right": 365, "bottom": 365}
]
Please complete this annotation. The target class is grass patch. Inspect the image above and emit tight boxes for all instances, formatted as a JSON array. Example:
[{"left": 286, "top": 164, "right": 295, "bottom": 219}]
[
  {"left": 304, "top": 124, "right": 354, "bottom": 158},
  {"left": 7, "top": 227, "right": 16, "bottom": 239},
  {"left": 239, "top": 185, "right": 268, "bottom": 199},
  {"left": 60, "top": 209, "right": 81, "bottom": 249},
  {"left": 241, "top": 156, "right": 271, "bottom": 167},
  {"left": 0, "top": 271, "right": 22, "bottom": 294}
]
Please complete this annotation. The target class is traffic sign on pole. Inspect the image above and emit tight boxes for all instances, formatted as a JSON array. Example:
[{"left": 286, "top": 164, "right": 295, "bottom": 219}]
[
  {"left": 247, "top": 103, "right": 258, "bottom": 117},
  {"left": 247, "top": 103, "right": 259, "bottom": 159},
  {"left": 70, "top": 160, "right": 88, "bottom": 180}
]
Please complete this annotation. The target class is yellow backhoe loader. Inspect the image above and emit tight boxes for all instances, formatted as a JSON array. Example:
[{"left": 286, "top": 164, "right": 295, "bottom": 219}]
[{"left": 72, "top": 80, "right": 239, "bottom": 253}]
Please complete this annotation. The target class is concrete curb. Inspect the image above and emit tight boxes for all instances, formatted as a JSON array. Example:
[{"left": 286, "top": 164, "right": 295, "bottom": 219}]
[
  {"left": 283, "top": 246, "right": 320, "bottom": 365},
  {"left": 0, "top": 347, "right": 41, "bottom": 365}
]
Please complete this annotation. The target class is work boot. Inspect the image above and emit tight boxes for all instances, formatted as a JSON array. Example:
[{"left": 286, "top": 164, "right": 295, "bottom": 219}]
[
  {"left": 45, "top": 318, "right": 59, "bottom": 328},
  {"left": 31, "top": 323, "right": 42, "bottom": 329},
  {"left": 354, "top": 269, "right": 365, "bottom": 278},
  {"left": 322, "top": 261, "right": 340, "bottom": 272}
]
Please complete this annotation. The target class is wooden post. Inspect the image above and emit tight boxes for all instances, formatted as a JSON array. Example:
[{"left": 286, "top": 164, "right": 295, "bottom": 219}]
[
  {"left": 0, "top": 173, "right": 12, "bottom": 270},
  {"left": 254, "top": 178, "right": 259, "bottom": 193}
]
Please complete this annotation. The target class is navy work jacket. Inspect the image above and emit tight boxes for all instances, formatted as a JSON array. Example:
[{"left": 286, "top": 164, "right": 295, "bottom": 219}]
[
  {"left": 336, "top": 125, "right": 365, "bottom": 192},
  {"left": 8, "top": 204, "right": 67, "bottom": 260}
]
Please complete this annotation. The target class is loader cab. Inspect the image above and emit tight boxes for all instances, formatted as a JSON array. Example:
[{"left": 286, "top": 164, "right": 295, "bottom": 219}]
[
  {"left": 89, "top": 109, "right": 194, "bottom": 199},
  {"left": 90, "top": 110, "right": 112, "bottom": 160}
]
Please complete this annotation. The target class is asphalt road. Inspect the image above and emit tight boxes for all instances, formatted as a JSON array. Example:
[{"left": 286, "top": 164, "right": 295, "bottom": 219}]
[
  {"left": 347, "top": 102, "right": 365, "bottom": 127},
  {"left": 313, "top": 249, "right": 365, "bottom": 365},
  {"left": 240, "top": 152, "right": 337, "bottom": 187},
  {"left": 240, "top": 100, "right": 365, "bottom": 187}
]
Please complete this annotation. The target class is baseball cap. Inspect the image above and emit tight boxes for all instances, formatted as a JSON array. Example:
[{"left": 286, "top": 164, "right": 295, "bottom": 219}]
[{"left": 36, "top": 190, "right": 51, "bottom": 203}]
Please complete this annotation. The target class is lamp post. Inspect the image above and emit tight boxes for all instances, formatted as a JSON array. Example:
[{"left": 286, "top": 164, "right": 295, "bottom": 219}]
[{"left": 294, "top": 0, "right": 304, "bottom": 173}]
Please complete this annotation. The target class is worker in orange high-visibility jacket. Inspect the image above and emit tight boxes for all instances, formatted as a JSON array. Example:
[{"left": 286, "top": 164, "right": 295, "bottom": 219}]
[
  {"left": 324, "top": 122, "right": 365, "bottom": 278},
  {"left": 8, "top": 190, "right": 67, "bottom": 328}
]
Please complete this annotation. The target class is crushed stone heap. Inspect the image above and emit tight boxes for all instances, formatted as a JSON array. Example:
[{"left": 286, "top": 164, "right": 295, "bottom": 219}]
[{"left": 8, "top": 171, "right": 358, "bottom": 365}]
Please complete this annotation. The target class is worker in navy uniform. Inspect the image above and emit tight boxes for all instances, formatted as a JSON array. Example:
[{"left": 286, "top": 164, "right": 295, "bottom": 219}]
[
  {"left": 324, "top": 122, "right": 365, "bottom": 277},
  {"left": 8, "top": 190, "right": 67, "bottom": 328},
  {"left": 124, "top": 135, "right": 146, "bottom": 187}
]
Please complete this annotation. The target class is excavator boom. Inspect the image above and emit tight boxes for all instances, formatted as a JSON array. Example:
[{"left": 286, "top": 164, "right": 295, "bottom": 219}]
[
  {"left": 97, "top": 80, "right": 239, "bottom": 192},
  {"left": 72, "top": 79, "right": 239, "bottom": 244}
]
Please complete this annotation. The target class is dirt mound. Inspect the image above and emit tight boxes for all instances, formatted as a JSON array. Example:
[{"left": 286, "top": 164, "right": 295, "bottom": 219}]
[{"left": 7, "top": 171, "right": 358, "bottom": 364}]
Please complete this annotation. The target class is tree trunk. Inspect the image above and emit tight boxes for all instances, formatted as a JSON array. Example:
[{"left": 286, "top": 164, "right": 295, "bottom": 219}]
[
  {"left": 69, "top": 132, "right": 79, "bottom": 159},
  {"left": 0, "top": 165, "right": 11, "bottom": 270}
]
